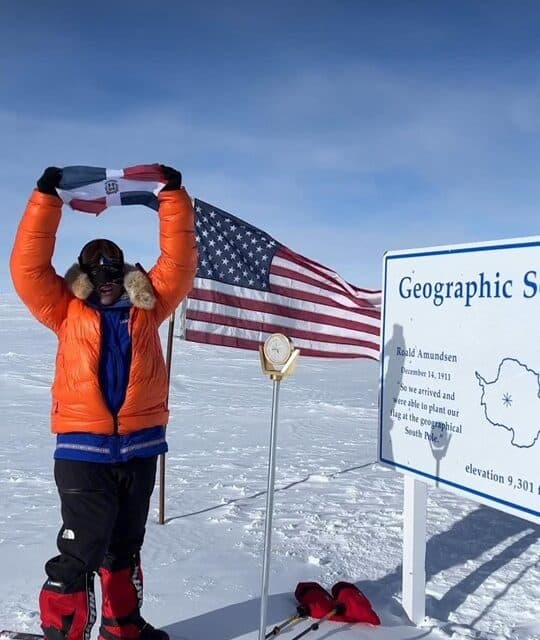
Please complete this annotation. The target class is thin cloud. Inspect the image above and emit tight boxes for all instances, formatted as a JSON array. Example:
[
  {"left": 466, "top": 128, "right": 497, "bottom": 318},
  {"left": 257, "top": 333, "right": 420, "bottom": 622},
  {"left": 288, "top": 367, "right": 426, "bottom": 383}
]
[{"left": 3, "top": 60, "right": 540, "bottom": 291}]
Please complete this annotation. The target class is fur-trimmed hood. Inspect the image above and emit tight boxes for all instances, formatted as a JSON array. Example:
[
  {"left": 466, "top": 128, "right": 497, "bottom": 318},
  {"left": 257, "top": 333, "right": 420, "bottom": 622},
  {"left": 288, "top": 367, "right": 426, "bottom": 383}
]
[{"left": 64, "top": 263, "right": 156, "bottom": 310}]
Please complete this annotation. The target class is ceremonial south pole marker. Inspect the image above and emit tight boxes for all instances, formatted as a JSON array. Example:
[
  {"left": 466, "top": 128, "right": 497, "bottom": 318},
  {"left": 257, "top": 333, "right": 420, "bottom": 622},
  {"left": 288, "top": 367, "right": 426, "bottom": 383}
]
[
  {"left": 379, "top": 236, "right": 540, "bottom": 624},
  {"left": 258, "top": 334, "right": 300, "bottom": 640},
  {"left": 261, "top": 333, "right": 300, "bottom": 377}
]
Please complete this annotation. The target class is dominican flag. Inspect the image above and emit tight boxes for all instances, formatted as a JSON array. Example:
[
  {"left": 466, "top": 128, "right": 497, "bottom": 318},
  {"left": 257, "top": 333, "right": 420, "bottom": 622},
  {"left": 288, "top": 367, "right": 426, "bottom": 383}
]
[{"left": 57, "top": 164, "right": 167, "bottom": 215}]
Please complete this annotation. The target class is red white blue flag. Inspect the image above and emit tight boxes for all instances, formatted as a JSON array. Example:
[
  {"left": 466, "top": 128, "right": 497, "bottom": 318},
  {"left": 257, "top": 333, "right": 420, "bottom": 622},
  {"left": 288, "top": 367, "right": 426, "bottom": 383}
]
[
  {"left": 185, "top": 199, "right": 381, "bottom": 360},
  {"left": 57, "top": 164, "right": 166, "bottom": 215}
]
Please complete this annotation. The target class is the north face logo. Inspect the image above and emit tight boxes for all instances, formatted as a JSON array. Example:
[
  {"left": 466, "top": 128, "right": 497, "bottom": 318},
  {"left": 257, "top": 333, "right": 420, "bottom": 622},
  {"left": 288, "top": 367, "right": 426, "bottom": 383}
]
[{"left": 105, "top": 180, "right": 119, "bottom": 194}]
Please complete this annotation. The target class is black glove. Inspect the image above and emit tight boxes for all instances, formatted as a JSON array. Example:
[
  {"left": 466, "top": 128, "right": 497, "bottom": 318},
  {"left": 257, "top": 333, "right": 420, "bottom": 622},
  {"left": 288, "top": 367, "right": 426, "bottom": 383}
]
[
  {"left": 160, "top": 164, "right": 182, "bottom": 191},
  {"left": 37, "top": 166, "right": 62, "bottom": 196}
]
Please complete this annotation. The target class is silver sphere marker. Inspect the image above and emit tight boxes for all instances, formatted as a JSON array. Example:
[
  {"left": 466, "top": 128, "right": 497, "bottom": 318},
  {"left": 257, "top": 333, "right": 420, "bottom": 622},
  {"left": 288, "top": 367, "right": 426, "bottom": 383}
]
[{"left": 258, "top": 334, "right": 300, "bottom": 640}]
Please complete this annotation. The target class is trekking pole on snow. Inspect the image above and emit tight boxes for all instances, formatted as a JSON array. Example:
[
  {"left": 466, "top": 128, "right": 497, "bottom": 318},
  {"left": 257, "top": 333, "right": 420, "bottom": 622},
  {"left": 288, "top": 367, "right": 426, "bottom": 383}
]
[
  {"left": 258, "top": 335, "right": 300, "bottom": 640},
  {"left": 289, "top": 604, "right": 346, "bottom": 640},
  {"left": 264, "top": 605, "right": 309, "bottom": 639}
]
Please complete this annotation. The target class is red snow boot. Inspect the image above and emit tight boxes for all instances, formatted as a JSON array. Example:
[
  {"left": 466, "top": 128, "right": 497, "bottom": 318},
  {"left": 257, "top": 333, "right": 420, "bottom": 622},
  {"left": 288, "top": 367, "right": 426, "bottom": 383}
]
[
  {"left": 294, "top": 582, "right": 335, "bottom": 619},
  {"left": 330, "top": 581, "right": 380, "bottom": 625},
  {"left": 99, "top": 562, "right": 168, "bottom": 640},
  {"left": 40, "top": 575, "right": 96, "bottom": 640}
]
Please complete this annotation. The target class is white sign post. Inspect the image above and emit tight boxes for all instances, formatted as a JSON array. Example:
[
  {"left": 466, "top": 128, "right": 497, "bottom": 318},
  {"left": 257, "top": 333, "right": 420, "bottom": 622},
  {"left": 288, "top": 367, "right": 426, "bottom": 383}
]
[
  {"left": 379, "top": 236, "right": 540, "bottom": 623},
  {"left": 402, "top": 476, "right": 427, "bottom": 625}
]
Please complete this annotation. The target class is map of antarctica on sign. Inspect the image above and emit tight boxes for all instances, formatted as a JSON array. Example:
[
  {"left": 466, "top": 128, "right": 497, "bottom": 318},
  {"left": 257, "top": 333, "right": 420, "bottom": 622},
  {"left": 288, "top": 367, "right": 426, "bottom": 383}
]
[
  {"left": 379, "top": 237, "right": 540, "bottom": 524},
  {"left": 476, "top": 358, "right": 540, "bottom": 449}
]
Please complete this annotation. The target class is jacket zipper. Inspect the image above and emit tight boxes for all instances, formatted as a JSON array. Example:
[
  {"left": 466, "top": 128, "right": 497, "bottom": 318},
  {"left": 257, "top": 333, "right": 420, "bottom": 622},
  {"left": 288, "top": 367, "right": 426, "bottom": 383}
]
[
  {"left": 113, "top": 344, "right": 123, "bottom": 423},
  {"left": 115, "top": 308, "right": 134, "bottom": 434},
  {"left": 98, "top": 307, "right": 134, "bottom": 438},
  {"left": 99, "top": 311, "right": 120, "bottom": 435}
]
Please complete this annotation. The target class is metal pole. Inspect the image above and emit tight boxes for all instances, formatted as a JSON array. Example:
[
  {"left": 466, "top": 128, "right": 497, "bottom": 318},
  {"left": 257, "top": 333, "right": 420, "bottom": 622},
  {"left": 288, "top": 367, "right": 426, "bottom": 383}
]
[
  {"left": 258, "top": 377, "right": 281, "bottom": 640},
  {"left": 159, "top": 310, "right": 176, "bottom": 525}
]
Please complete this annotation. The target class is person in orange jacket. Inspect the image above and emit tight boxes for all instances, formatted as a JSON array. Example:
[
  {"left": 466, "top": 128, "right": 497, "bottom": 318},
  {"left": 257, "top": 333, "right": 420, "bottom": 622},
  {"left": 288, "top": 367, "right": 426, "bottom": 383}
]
[{"left": 10, "top": 166, "right": 198, "bottom": 640}]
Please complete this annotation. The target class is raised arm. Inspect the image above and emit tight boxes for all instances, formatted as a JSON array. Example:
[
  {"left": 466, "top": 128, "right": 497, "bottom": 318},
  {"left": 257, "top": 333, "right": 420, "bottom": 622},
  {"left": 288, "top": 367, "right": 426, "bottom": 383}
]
[
  {"left": 148, "top": 168, "right": 198, "bottom": 325},
  {"left": 10, "top": 168, "right": 72, "bottom": 333}
]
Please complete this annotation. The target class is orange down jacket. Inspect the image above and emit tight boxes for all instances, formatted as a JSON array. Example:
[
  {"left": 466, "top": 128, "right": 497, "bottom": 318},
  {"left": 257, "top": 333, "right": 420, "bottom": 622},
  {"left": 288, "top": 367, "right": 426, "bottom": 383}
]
[{"left": 10, "top": 189, "right": 198, "bottom": 435}]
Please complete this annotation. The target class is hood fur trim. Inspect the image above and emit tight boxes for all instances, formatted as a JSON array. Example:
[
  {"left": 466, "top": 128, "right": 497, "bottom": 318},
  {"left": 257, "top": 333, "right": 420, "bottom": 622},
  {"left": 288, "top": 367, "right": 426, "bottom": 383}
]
[{"left": 65, "top": 263, "right": 156, "bottom": 310}]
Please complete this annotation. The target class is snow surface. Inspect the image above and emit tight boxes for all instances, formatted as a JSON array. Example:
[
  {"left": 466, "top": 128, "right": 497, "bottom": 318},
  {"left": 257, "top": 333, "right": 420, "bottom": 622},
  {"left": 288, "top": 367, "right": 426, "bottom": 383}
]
[{"left": 0, "top": 294, "right": 539, "bottom": 640}]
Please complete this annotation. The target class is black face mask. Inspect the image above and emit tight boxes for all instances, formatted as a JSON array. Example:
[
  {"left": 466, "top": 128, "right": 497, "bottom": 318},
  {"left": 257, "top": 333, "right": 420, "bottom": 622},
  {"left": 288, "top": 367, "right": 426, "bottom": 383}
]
[
  {"left": 80, "top": 256, "right": 124, "bottom": 288},
  {"left": 88, "top": 264, "right": 124, "bottom": 288}
]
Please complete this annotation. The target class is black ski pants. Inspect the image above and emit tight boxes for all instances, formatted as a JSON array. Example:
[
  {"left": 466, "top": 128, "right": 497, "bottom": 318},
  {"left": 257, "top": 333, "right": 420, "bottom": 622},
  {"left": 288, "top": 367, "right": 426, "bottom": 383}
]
[{"left": 45, "top": 456, "right": 158, "bottom": 592}]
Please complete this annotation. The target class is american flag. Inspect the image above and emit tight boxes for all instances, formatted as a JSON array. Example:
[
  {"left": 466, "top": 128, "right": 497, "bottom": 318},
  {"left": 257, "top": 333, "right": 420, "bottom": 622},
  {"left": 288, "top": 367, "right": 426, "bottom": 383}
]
[
  {"left": 57, "top": 164, "right": 166, "bottom": 215},
  {"left": 185, "top": 199, "right": 381, "bottom": 360}
]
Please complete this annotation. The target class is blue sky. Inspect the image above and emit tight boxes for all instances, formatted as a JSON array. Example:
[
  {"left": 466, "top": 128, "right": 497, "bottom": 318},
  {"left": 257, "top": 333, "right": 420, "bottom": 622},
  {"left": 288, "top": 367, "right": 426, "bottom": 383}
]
[{"left": 2, "top": 1, "right": 540, "bottom": 290}]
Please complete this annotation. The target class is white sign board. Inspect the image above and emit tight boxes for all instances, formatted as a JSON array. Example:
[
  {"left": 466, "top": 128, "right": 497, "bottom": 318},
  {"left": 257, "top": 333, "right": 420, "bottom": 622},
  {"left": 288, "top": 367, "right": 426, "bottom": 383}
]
[{"left": 379, "top": 237, "right": 540, "bottom": 524}]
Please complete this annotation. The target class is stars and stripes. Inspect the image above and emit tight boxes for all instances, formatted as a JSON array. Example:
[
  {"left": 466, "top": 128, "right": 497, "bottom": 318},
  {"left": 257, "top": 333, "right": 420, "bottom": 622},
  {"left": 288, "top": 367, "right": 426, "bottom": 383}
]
[
  {"left": 57, "top": 164, "right": 166, "bottom": 215},
  {"left": 185, "top": 199, "right": 381, "bottom": 360}
]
